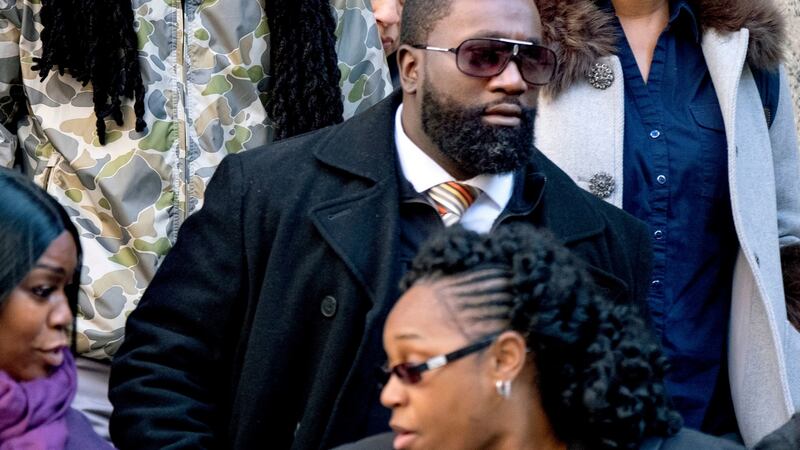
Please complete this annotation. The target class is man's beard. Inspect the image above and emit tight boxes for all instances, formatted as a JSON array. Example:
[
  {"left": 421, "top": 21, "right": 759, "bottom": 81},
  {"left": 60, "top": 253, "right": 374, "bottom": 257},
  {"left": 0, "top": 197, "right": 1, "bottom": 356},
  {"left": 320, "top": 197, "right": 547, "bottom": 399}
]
[{"left": 420, "top": 82, "right": 536, "bottom": 178}]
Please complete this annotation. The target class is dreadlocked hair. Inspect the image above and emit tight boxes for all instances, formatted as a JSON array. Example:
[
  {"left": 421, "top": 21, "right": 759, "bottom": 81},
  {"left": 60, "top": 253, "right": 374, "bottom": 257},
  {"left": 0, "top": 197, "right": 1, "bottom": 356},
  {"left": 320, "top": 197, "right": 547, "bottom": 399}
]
[
  {"left": 36, "top": 0, "right": 344, "bottom": 144},
  {"left": 264, "top": 0, "right": 343, "bottom": 140},
  {"left": 34, "top": 0, "right": 145, "bottom": 145},
  {"left": 402, "top": 223, "right": 683, "bottom": 450}
]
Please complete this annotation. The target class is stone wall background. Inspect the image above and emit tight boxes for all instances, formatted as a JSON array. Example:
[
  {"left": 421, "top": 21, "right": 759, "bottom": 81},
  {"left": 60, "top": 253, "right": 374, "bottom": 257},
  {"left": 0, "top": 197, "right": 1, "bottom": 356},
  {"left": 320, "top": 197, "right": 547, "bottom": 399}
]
[{"left": 777, "top": 0, "right": 800, "bottom": 134}]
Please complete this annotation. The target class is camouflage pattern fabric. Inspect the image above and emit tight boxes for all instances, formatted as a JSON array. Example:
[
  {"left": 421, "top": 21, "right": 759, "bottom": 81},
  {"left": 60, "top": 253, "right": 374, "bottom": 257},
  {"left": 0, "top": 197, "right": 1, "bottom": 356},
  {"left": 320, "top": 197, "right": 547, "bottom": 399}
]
[
  {"left": 776, "top": 0, "right": 800, "bottom": 135},
  {"left": 0, "top": 0, "right": 392, "bottom": 360}
]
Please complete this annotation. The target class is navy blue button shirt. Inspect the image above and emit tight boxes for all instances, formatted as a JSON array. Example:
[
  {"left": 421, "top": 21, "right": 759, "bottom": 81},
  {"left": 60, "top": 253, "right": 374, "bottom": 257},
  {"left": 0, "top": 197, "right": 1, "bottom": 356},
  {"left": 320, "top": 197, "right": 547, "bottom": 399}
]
[{"left": 607, "top": 0, "right": 739, "bottom": 430}]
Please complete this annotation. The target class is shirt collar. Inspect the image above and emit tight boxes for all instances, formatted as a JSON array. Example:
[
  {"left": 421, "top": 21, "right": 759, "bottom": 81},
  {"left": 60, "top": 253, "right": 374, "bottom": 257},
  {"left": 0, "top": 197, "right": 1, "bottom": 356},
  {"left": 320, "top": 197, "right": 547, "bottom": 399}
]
[
  {"left": 394, "top": 104, "right": 514, "bottom": 210},
  {"left": 669, "top": 0, "right": 700, "bottom": 43}
]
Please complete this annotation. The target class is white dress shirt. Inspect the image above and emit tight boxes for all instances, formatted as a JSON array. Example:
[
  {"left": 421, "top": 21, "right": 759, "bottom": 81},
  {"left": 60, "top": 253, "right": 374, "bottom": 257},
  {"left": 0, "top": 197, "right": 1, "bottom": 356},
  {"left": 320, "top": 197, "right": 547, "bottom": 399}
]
[{"left": 394, "top": 104, "right": 514, "bottom": 233}]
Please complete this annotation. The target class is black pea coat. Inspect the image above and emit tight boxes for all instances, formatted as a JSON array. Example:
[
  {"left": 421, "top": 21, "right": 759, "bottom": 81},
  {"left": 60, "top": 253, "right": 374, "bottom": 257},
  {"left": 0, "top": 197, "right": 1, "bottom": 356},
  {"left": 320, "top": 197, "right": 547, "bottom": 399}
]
[{"left": 109, "top": 92, "right": 653, "bottom": 450}]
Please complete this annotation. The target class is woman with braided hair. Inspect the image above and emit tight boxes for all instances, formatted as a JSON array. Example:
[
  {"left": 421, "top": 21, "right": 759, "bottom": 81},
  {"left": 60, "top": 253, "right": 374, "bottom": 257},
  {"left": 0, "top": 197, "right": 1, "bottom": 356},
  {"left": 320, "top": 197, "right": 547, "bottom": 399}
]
[
  {"left": 0, "top": 0, "right": 391, "bottom": 439},
  {"left": 339, "top": 224, "right": 746, "bottom": 450}
]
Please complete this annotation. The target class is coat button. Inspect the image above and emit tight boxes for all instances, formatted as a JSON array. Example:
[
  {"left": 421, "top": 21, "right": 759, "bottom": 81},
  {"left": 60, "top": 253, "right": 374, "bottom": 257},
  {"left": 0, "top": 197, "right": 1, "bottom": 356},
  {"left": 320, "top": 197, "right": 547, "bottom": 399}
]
[
  {"left": 320, "top": 296, "right": 337, "bottom": 318},
  {"left": 588, "top": 172, "right": 615, "bottom": 199},
  {"left": 586, "top": 62, "right": 614, "bottom": 90}
]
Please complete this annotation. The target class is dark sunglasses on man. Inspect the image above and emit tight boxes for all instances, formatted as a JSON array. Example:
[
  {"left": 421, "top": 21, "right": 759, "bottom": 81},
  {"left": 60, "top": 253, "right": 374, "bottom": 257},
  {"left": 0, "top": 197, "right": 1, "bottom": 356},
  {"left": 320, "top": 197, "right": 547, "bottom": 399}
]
[{"left": 410, "top": 37, "right": 557, "bottom": 86}]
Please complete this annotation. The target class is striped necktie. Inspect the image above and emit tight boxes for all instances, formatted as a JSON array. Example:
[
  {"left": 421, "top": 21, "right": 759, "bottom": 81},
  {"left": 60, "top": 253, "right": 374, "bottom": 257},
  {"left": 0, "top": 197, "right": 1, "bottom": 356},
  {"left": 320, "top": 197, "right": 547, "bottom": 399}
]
[{"left": 425, "top": 182, "right": 482, "bottom": 226}]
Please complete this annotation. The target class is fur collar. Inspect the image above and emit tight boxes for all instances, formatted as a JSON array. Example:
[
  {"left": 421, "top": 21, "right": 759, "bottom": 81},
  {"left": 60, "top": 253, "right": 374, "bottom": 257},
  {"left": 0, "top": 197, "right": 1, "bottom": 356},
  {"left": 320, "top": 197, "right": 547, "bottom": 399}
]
[{"left": 538, "top": 0, "right": 787, "bottom": 98}]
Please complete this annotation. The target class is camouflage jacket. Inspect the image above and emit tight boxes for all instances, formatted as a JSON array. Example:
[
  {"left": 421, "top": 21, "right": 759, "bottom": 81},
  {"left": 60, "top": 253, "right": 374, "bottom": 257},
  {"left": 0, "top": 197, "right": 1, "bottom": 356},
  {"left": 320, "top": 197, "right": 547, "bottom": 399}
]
[{"left": 0, "top": 0, "right": 392, "bottom": 359}]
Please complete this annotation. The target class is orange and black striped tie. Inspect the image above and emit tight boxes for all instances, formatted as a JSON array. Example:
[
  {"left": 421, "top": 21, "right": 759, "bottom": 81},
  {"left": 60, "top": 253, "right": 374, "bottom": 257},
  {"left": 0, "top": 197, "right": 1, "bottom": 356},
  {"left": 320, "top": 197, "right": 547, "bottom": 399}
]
[{"left": 425, "top": 182, "right": 482, "bottom": 226}]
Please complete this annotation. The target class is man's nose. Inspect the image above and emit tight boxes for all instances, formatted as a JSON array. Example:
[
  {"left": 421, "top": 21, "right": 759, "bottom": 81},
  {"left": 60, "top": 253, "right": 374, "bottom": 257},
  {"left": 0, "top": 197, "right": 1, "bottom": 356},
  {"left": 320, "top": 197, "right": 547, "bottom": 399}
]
[{"left": 487, "top": 58, "right": 528, "bottom": 95}]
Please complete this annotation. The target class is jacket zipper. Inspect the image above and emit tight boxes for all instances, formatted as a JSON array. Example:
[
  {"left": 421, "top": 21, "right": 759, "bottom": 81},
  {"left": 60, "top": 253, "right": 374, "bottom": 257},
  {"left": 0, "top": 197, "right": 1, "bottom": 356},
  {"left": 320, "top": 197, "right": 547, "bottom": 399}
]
[
  {"left": 175, "top": 0, "right": 190, "bottom": 225},
  {"left": 42, "top": 152, "right": 61, "bottom": 192}
]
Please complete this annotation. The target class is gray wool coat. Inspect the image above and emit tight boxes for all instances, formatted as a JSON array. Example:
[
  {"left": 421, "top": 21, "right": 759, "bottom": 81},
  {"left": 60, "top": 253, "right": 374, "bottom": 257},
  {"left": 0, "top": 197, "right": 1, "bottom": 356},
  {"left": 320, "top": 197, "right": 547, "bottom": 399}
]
[{"left": 535, "top": 25, "right": 800, "bottom": 446}]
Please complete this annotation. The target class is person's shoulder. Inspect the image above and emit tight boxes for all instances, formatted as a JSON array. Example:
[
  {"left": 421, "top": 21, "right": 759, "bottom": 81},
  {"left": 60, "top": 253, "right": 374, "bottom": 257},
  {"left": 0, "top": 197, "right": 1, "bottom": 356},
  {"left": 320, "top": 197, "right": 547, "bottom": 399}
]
[
  {"left": 229, "top": 97, "right": 397, "bottom": 177},
  {"left": 231, "top": 122, "right": 343, "bottom": 169},
  {"left": 330, "top": 432, "right": 394, "bottom": 450},
  {"left": 699, "top": 1, "right": 783, "bottom": 69}
]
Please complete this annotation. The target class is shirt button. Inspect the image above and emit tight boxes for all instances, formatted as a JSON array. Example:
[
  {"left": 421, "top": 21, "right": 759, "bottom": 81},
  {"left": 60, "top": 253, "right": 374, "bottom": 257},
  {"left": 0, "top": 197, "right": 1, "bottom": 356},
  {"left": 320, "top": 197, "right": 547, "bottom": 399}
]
[
  {"left": 649, "top": 129, "right": 661, "bottom": 139},
  {"left": 651, "top": 279, "right": 663, "bottom": 289},
  {"left": 654, "top": 230, "right": 664, "bottom": 239},
  {"left": 656, "top": 175, "right": 667, "bottom": 185}
]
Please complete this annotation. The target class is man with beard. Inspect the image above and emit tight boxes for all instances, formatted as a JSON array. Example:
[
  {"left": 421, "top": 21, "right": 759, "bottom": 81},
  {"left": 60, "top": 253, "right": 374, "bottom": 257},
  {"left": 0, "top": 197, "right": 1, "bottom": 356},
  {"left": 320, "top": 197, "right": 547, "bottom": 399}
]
[{"left": 108, "top": 0, "right": 653, "bottom": 448}]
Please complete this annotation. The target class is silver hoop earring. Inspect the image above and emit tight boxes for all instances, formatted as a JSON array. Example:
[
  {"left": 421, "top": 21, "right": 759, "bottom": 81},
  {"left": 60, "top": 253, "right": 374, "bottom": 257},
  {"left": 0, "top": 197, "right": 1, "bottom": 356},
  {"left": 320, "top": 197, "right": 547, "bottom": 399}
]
[{"left": 495, "top": 380, "right": 512, "bottom": 399}]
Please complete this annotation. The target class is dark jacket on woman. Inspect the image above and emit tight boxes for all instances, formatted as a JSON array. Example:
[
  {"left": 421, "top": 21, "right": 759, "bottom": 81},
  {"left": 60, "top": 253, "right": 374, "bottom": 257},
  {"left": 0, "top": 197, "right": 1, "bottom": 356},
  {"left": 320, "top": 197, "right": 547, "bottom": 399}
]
[{"left": 333, "top": 429, "right": 745, "bottom": 450}]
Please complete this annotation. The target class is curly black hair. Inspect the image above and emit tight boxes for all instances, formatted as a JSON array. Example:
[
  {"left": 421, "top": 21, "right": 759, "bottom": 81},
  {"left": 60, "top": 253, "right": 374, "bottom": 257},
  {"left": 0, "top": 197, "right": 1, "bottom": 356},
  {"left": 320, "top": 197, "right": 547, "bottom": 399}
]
[
  {"left": 34, "top": 0, "right": 343, "bottom": 144},
  {"left": 402, "top": 223, "right": 682, "bottom": 450}
]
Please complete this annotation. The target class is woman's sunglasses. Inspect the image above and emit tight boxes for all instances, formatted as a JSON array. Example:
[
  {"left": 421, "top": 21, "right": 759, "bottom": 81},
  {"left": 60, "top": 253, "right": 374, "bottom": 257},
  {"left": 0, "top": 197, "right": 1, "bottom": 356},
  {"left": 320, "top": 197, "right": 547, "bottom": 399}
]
[
  {"left": 378, "top": 332, "right": 501, "bottom": 386},
  {"left": 411, "top": 37, "right": 557, "bottom": 86}
]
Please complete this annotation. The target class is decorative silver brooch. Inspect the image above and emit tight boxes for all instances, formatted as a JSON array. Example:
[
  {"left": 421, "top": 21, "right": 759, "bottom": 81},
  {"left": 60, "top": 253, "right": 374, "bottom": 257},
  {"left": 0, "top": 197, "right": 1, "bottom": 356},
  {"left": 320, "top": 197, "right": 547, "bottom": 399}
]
[
  {"left": 588, "top": 172, "right": 615, "bottom": 199},
  {"left": 587, "top": 62, "right": 614, "bottom": 90}
]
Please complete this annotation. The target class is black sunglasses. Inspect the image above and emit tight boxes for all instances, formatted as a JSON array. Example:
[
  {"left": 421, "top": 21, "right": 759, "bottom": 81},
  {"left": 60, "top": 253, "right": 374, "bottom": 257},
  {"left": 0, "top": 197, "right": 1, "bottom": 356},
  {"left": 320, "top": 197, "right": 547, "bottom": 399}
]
[
  {"left": 378, "top": 332, "right": 502, "bottom": 386},
  {"left": 411, "top": 38, "right": 557, "bottom": 86}
]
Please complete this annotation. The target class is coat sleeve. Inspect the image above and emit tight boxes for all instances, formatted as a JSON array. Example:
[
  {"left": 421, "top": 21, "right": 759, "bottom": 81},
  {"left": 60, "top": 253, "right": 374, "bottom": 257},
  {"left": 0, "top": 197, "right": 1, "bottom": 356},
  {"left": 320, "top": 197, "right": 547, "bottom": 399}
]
[
  {"left": 109, "top": 154, "right": 247, "bottom": 449},
  {"left": 0, "top": 1, "right": 22, "bottom": 168},
  {"left": 770, "top": 65, "right": 800, "bottom": 247},
  {"left": 770, "top": 66, "right": 800, "bottom": 331}
]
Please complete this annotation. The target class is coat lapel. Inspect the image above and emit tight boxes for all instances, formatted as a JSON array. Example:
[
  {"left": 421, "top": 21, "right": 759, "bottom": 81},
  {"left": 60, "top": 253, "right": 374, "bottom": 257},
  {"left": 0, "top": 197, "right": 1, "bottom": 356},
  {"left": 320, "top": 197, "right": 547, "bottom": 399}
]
[
  {"left": 308, "top": 93, "right": 409, "bottom": 448},
  {"left": 701, "top": 28, "right": 749, "bottom": 152},
  {"left": 309, "top": 182, "right": 399, "bottom": 302},
  {"left": 309, "top": 92, "right": 404, "bottom": 304}
]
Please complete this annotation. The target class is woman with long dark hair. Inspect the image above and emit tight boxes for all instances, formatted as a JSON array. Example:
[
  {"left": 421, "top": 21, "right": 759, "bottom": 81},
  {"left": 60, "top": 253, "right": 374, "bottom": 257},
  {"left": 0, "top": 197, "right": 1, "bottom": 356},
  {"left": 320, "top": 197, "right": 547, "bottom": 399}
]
[
  {"left": 0, "top": 169, "right": 111, "bottom": 449},
  {"left": 0, "top": 0, "right": 391, "bottom": 438}
]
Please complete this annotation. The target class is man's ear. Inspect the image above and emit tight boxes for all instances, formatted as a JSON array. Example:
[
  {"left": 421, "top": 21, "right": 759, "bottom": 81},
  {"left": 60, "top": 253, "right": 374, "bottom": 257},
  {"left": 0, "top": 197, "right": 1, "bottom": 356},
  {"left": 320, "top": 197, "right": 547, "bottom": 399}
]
[
  {"left": 398, "top": 44, "right": 420, "bottom": 94},
  {"left": 489, "top": 331, "right": 528, "bottom": 383}
]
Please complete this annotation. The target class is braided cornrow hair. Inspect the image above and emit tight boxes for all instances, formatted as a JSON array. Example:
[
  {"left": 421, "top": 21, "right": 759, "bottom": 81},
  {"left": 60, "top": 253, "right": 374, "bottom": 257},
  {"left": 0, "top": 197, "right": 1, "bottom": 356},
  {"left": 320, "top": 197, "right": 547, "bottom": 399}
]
[
  {"left": 35, "top": 0, "right": 343, "bottom": 144},
  {"left": 402, "top": 224, "right": 682, "bottom": 450}
]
